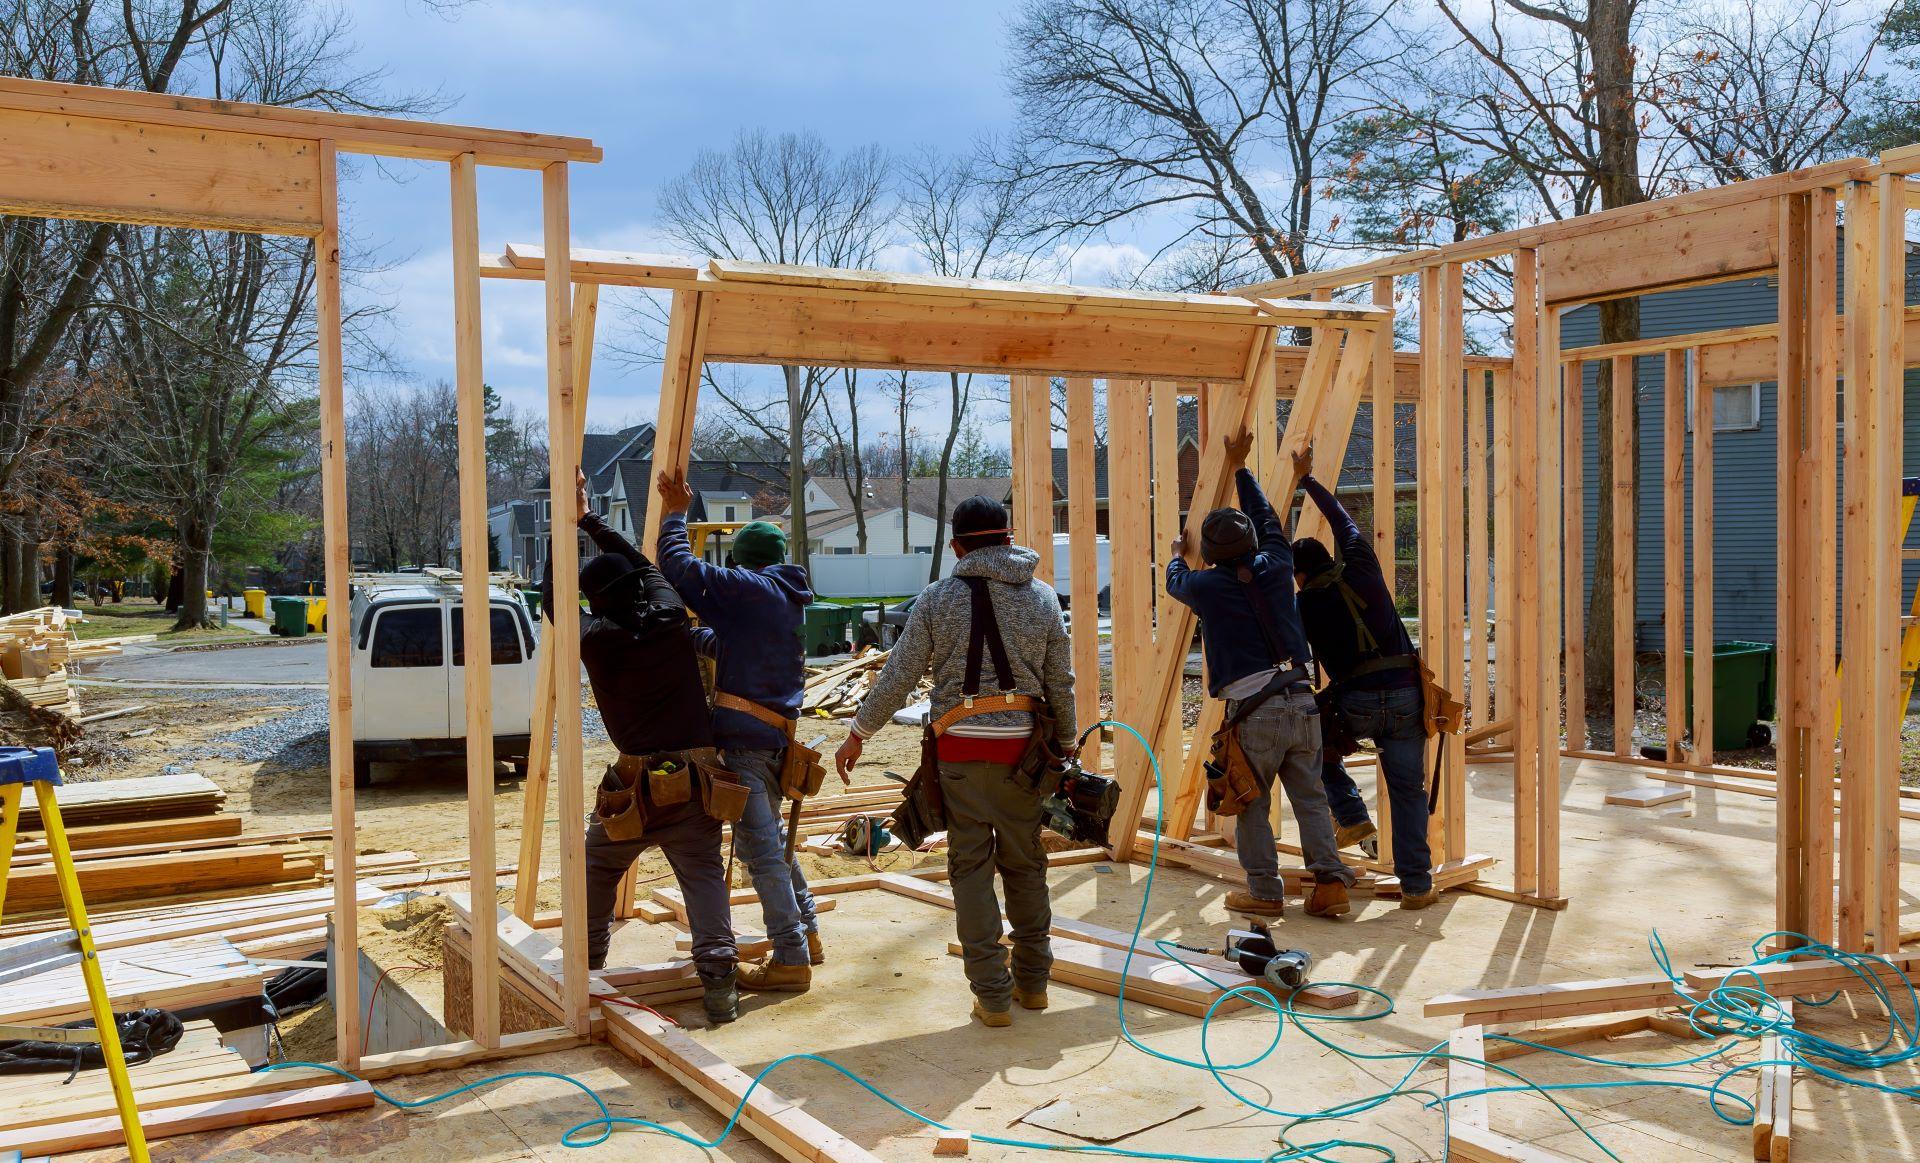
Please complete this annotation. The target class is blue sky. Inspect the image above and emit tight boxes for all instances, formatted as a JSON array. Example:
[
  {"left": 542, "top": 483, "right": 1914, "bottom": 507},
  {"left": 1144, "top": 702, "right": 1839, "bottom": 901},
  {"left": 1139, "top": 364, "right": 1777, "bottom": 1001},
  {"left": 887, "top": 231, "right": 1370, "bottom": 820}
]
[{"left": 333, "top": 0, "right": 1128, "bottom": 436}]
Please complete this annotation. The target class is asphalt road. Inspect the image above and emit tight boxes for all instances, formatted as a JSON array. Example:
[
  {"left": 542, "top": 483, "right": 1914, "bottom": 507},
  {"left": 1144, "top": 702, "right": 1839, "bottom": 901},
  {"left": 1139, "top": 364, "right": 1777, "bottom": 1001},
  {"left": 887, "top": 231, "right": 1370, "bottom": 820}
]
[{"left": 82, "top": 639, "right": 329, "bottom": 685}]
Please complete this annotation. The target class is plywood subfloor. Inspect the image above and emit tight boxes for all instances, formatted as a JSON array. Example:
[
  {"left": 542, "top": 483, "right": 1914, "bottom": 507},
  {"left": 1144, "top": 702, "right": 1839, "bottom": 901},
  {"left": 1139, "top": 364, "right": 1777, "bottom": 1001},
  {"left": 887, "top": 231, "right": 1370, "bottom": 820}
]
[{"left": 88, "top": 756, "right": 1917, "bottom": 1162}]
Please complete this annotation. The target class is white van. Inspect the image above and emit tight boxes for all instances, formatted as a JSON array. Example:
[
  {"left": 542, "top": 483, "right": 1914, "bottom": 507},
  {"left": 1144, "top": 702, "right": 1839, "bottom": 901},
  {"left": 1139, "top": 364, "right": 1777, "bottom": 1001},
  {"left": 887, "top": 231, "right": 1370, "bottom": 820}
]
[{"left": 348, "top": 579, "right": 538, "bottom": 787}]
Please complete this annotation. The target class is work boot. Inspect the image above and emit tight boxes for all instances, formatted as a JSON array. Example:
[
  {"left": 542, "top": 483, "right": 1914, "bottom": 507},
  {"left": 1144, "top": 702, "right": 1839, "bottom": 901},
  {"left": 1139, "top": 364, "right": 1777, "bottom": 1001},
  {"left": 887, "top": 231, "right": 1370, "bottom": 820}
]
[
  {"left": 1305, "top": 880, "right": 1351, "bottom": 918},
  {"left": 1399, "top": 889, "right": 1441, "bottom": 911},
  {"left": 807, "top": 931, "right": 825, "bottom": 966},
  {"left": 1014, "top": 986, "right": 1049, "bottom": 1011},
  {"left": 699, "top": 968, "right": 738, "bottom": 1026},
  {"left": 1334, "top": 820, "right": 1377, "bottom": 851},
  {"left": 738, "top": 956, "right": 812, "bottom": 993},
  {"left": 972, "top": 999, "right": 1012, "bottom": 1028},
  {"left": 588, "top": 951, "right": 608, "bottom": 972},
  {"left": 1224, "top": 890, "right": 1287, "bottom": 918}
]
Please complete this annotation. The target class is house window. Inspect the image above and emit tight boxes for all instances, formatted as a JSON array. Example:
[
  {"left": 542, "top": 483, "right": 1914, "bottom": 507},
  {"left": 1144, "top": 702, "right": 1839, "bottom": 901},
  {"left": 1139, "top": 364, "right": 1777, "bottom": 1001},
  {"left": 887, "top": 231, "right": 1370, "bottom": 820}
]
[
  {"left": 723, "top": 505, "right": 736, "bottom": 521},
  {"left": 914, "top": 545, "right": 932, "bottom": 554},
  {"left": 1684, "top": 382, "right": 1763, "bottom": 433},
  {"left": 833, "top": 546, "right": 853, "bottom": 555},
  {"left": 619, "top": 509, "right": 629, "bottom": 532},
  {"left": 540, "top": 499, "right": 552, "bottom": 521}
]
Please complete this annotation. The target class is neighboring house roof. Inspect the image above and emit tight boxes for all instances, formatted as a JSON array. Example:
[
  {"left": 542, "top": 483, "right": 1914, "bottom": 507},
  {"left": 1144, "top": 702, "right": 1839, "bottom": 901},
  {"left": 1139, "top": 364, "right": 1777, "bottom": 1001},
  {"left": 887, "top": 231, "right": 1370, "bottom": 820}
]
[
  {"left": 610, "top": 458, "right": 791, "bottom": 527},
  {"left": 803, "top": 475, "right": 1010, "bottom": 540},
  {"left": 582, "top": 422, "right": 655, "bottom": 492}
]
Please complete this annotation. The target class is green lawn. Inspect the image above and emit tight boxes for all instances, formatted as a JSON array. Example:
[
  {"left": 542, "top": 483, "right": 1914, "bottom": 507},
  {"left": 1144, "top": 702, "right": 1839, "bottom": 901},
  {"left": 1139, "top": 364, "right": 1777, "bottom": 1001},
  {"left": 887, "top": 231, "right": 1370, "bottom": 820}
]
[{"left": 67, "top": 598, "right": 258, "bottom": 644}]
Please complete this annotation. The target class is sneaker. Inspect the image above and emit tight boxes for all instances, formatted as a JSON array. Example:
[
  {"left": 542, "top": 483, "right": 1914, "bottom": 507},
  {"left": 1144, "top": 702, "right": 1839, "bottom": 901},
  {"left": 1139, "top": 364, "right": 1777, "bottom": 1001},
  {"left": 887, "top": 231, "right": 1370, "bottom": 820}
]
[
  {"left": 1334, "top": 820, "right": 1378, "bottom": 851},
  {"left": 1399, "top": 889, "right": 1441, "bottom": 911},
  {"left": 1224, "top": 890, "right": 1287, "bottom": 917},
  {"left": 1015, "top": 986, "right": 1049, "bottom": 1011},
  {"left": 972, "top": 999, "right": 1012, "bottom": 1027},
  {"left": 699, "top": 968, "right": 738, "bottom": 1025},
  {"left": 807, "top": 931, "right": 825, "bottom": 966},
  {"left": 1305, "top": 880, "right": 1351, "bottom": 918},
  {"left": 738, "top": 956, "right": 812, "bottom": 993}
]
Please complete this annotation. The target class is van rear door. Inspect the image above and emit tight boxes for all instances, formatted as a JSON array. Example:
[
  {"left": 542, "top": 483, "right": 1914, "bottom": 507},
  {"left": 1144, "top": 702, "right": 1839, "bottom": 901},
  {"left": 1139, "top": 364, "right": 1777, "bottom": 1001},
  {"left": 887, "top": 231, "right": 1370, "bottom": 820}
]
[
  {"left": 357, "top": 603, "right": 450, "bottom": 742},
  {"left": 450, "top": 601, "right": 535, "bottom": 741}
]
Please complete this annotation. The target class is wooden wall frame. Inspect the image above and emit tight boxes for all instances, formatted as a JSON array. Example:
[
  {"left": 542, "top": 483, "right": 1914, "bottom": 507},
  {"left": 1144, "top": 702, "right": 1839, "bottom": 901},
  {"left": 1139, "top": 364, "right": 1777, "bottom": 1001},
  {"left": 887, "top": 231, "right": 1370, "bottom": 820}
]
[{"left": 0, "top": 77, "right": 601, "bottom": 1075}]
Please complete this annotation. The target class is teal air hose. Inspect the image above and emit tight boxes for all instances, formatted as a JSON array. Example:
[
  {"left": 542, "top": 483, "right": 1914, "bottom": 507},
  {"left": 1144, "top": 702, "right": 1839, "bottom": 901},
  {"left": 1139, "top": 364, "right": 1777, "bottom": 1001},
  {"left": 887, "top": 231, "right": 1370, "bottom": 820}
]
[{"left": 262, "top": 720, "right": 1919, "bottom": 1162}]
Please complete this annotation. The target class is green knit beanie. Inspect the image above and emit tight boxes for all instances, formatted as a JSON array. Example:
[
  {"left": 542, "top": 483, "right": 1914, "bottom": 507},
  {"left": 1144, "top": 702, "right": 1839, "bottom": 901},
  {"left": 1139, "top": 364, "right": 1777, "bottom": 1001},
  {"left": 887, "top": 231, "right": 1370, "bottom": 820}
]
[{"left": 730, "top": 520, "right": 787, "bottom": 569}]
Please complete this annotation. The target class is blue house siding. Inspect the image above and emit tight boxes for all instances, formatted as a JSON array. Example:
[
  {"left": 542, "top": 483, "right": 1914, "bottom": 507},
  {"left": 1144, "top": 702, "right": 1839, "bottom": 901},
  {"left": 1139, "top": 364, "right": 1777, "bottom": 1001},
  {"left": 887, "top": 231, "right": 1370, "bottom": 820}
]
[{"left": 1563, "top": 258, "right": 1920, "bottom": 649}]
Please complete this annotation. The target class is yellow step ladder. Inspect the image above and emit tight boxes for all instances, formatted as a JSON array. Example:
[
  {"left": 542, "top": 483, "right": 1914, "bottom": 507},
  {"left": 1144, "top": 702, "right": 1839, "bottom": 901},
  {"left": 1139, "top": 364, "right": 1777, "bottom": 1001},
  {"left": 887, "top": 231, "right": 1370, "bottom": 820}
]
[{"left": 0, "top": 745, "right": 149, "bottom": 1161}]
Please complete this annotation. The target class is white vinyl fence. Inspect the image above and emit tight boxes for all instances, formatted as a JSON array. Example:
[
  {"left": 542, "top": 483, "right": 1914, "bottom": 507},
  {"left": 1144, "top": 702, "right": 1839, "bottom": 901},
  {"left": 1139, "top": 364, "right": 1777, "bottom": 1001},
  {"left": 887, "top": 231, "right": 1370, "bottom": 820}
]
[{"left": 807, "top": 534, "right": 1111, "bottom": 600}]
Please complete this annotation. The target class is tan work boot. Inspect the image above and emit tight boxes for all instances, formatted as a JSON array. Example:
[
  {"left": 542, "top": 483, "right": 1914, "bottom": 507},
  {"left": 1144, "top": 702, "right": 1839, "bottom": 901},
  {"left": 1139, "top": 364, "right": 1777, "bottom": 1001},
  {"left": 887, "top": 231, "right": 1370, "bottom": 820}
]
[
  {"left": 972, "top": 999, "right": 1013, "bottom": 1027},
  {"left": 1015, "top": 986, "right": 1049, "bottom": 1011},
  {"left": 807, "top": 931, "right": 825, "bottom": 966},
  {"left": 1399, "top": 889, "right": 1441, "bottom": 911},
  {"left": 737, "top": 956, "right": 812, "bottom": 993},
  {"left": 1334, "top": 820, "right": 1377, "bottom": 851},
  {"left": 1224, "top": 890, "right": 1287, "bottom": 917},
  {"left": 1305, "top": 880, "right": 1351, "bottom": 918}
]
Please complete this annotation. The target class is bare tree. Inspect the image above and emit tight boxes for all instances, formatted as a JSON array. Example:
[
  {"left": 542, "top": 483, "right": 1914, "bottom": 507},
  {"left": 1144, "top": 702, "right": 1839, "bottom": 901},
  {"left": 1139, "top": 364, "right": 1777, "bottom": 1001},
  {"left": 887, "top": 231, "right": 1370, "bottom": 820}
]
[
  {"left": 817, "top": 368, "right": 872, "bottom": 553},
  {"left": 652, "top": 130, "right": 892, "bottom": 574},
  {"left": 1004, "top": 0, "right": 1399, "bottom": 287},
  {"left": 897, "top": 147, "right": 1035, "bottom": 581}
]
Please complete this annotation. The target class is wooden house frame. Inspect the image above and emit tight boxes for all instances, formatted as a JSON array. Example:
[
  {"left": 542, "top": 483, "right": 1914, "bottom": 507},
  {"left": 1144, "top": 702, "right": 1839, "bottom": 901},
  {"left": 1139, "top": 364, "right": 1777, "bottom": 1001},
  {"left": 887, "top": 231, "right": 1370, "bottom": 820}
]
[
  {"left": 0, "top": 75, "right": 603, "bottom": 1075},
  {"left": 1236, "top": 147, "right": 1920, "bottom": 939}
]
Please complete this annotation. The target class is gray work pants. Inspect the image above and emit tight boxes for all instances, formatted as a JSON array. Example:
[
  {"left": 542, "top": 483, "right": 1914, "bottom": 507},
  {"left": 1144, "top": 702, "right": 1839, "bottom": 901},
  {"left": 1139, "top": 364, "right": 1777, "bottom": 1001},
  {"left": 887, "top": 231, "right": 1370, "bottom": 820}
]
[
  {"left": 725, "top": 747, "right": 819, "bottom": 966},
  {"left": 1227, "top": 688, "right": 1355, "bottom": 898},
  {"left": 585, "top": 806, "right": 736, "bottom": 975},
  {"left": 939, "top": 759, "right": 1053, "bottom": 1010}
]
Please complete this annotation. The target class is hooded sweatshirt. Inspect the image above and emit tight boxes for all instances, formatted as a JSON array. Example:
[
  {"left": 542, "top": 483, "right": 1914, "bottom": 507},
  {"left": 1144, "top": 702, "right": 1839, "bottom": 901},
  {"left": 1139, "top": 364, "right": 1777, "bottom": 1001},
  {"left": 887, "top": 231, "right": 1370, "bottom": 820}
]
[
  {"left": 656, "top": 513, "right": 813, "bottom": 752},
  {"left": 852, "top": 543, "right": 1077, "bottom": 753}
]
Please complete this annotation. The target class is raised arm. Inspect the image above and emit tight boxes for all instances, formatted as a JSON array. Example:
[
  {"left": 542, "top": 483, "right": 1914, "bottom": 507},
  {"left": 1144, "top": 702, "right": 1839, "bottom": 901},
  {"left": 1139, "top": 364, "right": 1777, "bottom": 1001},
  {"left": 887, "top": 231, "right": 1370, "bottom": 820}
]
[
  {"left": 1235, "top": 468, "right": 1292, "bottom": 568},
  {"left": 1300, "top": 474, "right": 1370, "bottom": 562}
]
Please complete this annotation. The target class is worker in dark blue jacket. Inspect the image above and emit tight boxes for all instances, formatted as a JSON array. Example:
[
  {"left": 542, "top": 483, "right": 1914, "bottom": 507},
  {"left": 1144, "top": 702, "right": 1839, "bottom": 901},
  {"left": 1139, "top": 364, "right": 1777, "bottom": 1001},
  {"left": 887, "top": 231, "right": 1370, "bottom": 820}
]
[
  {"left": 1165, "top": 430, "right": 1354, "bottom": 920},
  {"left": 1292, "top": 447, "right": 1435, "bottom": 909},
  {"left": 654, "top": 471, "right": 820, "bottom": 994}
]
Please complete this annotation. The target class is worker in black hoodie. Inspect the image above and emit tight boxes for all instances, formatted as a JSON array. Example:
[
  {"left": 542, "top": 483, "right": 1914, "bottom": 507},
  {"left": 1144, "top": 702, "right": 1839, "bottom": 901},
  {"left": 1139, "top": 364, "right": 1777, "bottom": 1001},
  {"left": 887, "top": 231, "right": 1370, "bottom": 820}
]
[{"left": 541, "top": 471, "right": 739, "bottom": 1024}]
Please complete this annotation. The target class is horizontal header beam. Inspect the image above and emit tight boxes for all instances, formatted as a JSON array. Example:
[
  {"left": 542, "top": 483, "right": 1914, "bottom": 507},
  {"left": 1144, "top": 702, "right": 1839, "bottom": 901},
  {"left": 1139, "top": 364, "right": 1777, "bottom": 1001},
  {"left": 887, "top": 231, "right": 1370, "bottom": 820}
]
[{"left": 0, "top": 76, "right": 600, "bottom": 169}]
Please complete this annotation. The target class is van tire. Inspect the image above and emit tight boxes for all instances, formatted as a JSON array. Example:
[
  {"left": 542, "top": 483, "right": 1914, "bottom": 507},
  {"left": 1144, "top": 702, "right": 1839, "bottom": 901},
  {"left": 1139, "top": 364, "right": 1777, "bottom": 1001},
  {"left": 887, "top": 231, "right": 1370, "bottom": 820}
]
[
  {"left": 509, "top": 758, "right": 530, "bottom": 780},
  {"left": 353, "top": 753, "right": 373, "bottom": 788}
]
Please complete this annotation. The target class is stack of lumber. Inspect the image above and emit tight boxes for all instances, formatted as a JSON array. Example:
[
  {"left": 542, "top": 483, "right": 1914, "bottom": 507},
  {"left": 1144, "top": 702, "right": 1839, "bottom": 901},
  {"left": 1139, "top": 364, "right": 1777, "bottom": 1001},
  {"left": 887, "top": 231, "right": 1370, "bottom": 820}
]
[
  {"left": 5, "top": 774, "right": 336, "bottom": 915},
  {"left": 801, "top": 648, "right": 918, "bottom": 718},
  {"left": 0, "top": 1019, "right": 356, "bottom": 1156},
  {"left": 0, "top": 607, "right": 133, "bottom": 715}
]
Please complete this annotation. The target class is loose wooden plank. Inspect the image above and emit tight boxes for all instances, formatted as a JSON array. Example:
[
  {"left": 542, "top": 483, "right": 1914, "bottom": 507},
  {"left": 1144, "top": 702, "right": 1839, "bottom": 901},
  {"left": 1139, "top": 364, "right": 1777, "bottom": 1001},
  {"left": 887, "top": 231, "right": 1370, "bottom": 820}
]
[
  {"left": 1448, "top": 1025, "right": 1489, "bottom": 1127},
  {"left": 1425, "top": 975, "right": 1683, "bottom": 1021},
  {"left": 0, "top": 1081, "right": 373, "bottom": 1155},
  {"left": 604, "top": 1005, "right": 886, "bottom": 1163}
]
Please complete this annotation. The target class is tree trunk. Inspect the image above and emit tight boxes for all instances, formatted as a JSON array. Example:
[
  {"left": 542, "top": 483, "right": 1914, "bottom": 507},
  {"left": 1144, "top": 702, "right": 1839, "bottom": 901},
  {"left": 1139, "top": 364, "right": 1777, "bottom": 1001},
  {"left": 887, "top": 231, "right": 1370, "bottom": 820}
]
[
  {"left": 0, "top": 527, "right": 15, "bottom": 615},
  {"left": 9, "top": 532, "right": 40, "bottom": 611},
  {"left": 50, "top": 545, "right": 73, "bottom": 609},
  {"left": 1581, "top": 0, "right": 1646, "bottom": 738},
  {"left": 782, "top": 364, "right": 812, "bottom": 575},
  {"left": 175, "top": 516, "right": 213, "bottom": 631},
  {"left": 930, "top": 372, "right": 965, "bottom": 584}
]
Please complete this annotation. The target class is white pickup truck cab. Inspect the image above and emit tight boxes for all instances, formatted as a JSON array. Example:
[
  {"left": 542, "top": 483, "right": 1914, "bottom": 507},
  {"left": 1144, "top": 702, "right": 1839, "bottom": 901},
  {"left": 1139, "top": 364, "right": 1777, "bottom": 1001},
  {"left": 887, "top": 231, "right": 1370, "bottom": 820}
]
[{"left": 348, "top": 579, "right": 538, "bottom": 787}]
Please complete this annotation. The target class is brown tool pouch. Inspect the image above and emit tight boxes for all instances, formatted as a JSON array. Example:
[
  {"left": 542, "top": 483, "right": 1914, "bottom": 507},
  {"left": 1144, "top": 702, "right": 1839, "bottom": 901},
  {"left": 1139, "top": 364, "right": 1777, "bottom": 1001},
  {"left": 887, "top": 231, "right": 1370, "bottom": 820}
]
[
  {"left": 1415, "top": 652, "right": 1465, "bottom": 738},
  {"left": 1015, "top": 699, "right": 1066, "bottom": 793},
  {"left": 1203, "top": 725, "right": 1264, "bottom": 817},
  {"left": 780, "top": 739, "right": 827, "bottom": 800},
  {"left": 595, "top": 764, "right": 648, "bottom": 842},
  {"left": 888, "top": 727, "right": 947, "bottom": 851},
  {"left": 697, "top": 759, "right": 751, "bottom": 824},
  {"left": 648, "top": 760, "right": 693, "bottom": 807}
]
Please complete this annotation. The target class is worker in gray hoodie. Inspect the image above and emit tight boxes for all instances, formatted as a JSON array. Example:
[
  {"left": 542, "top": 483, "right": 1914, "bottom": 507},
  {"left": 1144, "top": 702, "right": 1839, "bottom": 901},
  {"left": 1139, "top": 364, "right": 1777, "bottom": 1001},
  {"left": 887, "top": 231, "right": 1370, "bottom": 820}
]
[{"left": 835, "top": 496, "right": 1076, "bottom": 1028}]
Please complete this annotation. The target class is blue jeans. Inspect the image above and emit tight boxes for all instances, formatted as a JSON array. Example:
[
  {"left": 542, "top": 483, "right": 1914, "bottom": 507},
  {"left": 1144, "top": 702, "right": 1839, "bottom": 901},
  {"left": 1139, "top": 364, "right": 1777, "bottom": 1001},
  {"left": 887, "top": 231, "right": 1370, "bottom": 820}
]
[
  {"left": 1319, "top": 754, "right": 1372, "bottom": 828},
  {"left": 1331, "top": 684, "right": 1432, "bottom": 896},
  {"left": 1228, "top": 689, "right": 1353, "bottom": 899},
  {"left": 725, "top": 747, "right": 819, "bottom": 966}
]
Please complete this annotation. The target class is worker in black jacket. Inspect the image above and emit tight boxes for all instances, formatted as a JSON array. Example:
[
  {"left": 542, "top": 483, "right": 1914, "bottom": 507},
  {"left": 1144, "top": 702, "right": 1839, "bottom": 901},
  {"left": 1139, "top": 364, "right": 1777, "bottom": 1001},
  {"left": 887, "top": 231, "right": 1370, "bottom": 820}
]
[
  {"left": 540, "top": 471, "right": 739, "bottom": 1022},
  {"left": 1289, "top": 445, "right": 1436, "bottom": 910}
]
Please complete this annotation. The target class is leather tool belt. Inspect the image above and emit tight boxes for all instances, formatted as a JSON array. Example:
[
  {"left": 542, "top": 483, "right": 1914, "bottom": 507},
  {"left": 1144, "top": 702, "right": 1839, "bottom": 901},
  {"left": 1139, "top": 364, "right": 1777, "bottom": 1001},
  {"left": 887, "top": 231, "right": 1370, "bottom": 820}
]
[{"left": 715, "top": 691, "right": 826, "bottom": 799}]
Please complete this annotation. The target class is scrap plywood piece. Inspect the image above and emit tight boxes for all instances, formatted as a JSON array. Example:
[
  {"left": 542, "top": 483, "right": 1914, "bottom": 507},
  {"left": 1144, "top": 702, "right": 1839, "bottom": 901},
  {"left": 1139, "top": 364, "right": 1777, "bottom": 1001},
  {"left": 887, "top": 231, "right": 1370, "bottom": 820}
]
[
  {"left": 933, "top": 1129, "right": 971, "bottom": 1156},
  {"left": 1604, "top": 786, "right": 1691, "bottom": 809}
]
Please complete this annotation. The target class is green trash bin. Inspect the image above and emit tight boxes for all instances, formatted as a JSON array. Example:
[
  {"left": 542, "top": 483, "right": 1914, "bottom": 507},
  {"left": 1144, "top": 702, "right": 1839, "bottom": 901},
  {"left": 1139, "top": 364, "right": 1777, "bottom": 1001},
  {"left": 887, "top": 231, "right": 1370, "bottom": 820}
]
[
  {"left": 799, "top": 602, "right": 855, "bottom": 656},
  {"left": 1683, "top": 640, "right": 1777, "bottom": 752},
  {"left": 269, "top": 596, "right": 310, "bottom": 638},
  {"left": 522, "top": 587, "right": 542, "bottom": 616}
]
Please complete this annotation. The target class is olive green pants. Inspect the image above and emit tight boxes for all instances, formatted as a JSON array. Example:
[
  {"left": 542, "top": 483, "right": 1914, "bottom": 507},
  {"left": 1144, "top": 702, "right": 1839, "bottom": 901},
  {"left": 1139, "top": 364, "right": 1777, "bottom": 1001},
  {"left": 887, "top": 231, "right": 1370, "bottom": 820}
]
[{"left": 939, "top": 759, "right": 1053, "bottom": 1010}]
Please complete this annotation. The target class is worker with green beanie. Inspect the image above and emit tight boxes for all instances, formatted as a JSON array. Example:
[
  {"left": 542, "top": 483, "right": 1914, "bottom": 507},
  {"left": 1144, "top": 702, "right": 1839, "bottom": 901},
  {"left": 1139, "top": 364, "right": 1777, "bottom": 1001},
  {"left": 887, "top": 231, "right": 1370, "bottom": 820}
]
[
  {"left": 728, "top": 520, "right": 787, "bottom": 570},
  {"left": 654, "top": 472, "right": 822, "bottom": 995}
]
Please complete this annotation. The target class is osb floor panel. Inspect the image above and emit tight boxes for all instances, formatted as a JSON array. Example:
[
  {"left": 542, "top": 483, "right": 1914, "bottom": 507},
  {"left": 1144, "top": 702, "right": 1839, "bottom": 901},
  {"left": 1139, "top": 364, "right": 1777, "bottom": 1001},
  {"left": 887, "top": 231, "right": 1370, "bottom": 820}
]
[{"left": 75, "top": 756, "right": 1920, "bottom": 1161}]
